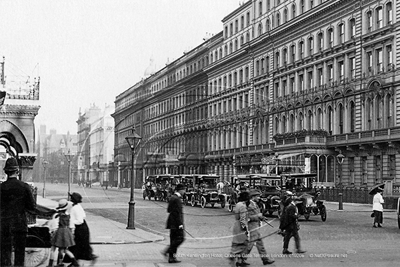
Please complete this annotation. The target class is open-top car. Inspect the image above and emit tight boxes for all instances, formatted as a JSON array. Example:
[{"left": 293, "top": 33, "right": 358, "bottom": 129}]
[
  {"left": 227, "top": 175, "right": 261, "bottom": 212},
  {"left": 258, "top": 184, "right": 282, "bottom": 217},
  {"left": 294, "top": 190, "right": 327, "bottom": 221},
  {"left": 142, "top": 175, "right": 157, "bottom": 200},
  {"left": 190, "top": 175, "right": 226, "bottom": 208},
  {"left": 180, "top": 175, "right": 195, "bottom": 206}
]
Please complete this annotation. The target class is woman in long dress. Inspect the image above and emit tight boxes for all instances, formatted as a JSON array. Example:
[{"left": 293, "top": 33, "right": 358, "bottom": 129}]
[
  {"left": 229, "top": 191, "right": 250, "bottom": 267},
  {"left": 64, "top": 192, "right": 98, "bottom": 266}
]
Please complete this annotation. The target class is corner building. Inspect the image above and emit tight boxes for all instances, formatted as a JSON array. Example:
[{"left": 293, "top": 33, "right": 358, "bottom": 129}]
[{"left": 114, "top": 0, "right": 400, "bottom": 194}]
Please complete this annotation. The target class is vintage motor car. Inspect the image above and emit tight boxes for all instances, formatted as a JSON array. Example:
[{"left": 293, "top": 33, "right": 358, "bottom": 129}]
[
  {"left": 190, "top": 175, "right": 226, "bottom": 208},
  {"left": 227, "top": 175, "right": 260, "bottom": 212},
  {"left": 142, "top": 175, "right": 157, "bottom": 200},
  {"left": 293, "top": 191, "right": 327, "bottom": 221},
  {"left": 180, "top": 175, "right": 195, "bottom": 206},
  {"left": 258, "top": 184, "right": 282, "bottom": 217}
]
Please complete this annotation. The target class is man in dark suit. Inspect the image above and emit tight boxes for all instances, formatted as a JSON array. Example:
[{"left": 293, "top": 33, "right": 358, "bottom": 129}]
[
  {"left": 163, "top": 183, "right": 185, "bottom": 263},
  {"left": 0, "top": 157, "right": 36, "bottom": 267},
  {"left": 279, "top": 191, "right": 305, "bottom": 255}
]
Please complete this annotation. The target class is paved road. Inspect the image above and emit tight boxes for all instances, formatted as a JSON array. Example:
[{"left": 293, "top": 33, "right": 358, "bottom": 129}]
[{"left": 37, "top": 183, "right": 400, "bottom": 267}]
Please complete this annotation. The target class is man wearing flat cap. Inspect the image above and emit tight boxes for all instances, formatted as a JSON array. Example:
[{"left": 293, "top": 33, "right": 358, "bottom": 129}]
[
  {"left": 163, "top": 183, "right": 186, "bottom": 263},
  {"left": 244, "top": 189, "right": 275, "bottom": 265},
  {"left": 0, "top": 157, "right": 36, "bottom": 267}
]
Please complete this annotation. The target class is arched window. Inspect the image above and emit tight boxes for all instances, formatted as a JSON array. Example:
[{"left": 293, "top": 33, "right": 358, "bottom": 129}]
[
  {"left": 308, "top": 36, "right": 314, "bottom": 55},
  {"left": 290, "top": 114, "right": 295, "bottom": 132},
  {"left": 376, "top": 6, "right": 383, "bottom": 29},
  {"left": 235, "top": 39, "right": 238, "bottom": 51},
  {"left": 318, "top": 32, "right": 324, "bottom": 51},
  {"left": 350, "top": 101, "right": 355, "bottom": 132},
  {"left": 317, "top": 108, "right": 323, "bottom": 129},
  {"left": 229, "top": 42, "right": 233, "bottom": 54},
  {"left": 349, "top": 18, "right": 356, "bottom": 38},
  {"left": 300, "top": 0, "right": 305, "bottom": 14},
  {"left": 387, "top": 2, "right": 393, "bottom": 25},
  {"left": 258, "top": 23, "right": 263, "bottom": 36},
  {"left": 299, "top": 40, "right": 304, "bottom": 59},
  {"left": 266, "top": 19, "right": 270, "bottom": 32},
  {"left": 283, "top": 8, "right": 288, "bottom": 23},
  {"left": 307, "top": 110, "right": 313, "bottom": 130},
  {"left": 366, "top": 10, "right": 373, "bottom": 32},
  {"left": 282, "top": 116, "right": 287, "bottom": 132},
  {"left": 240, "top": 35, "right": 244, "bottom": 45},
  {"left": 277, "top": 12, "right": 281, "bottom": 26},
  {"left": 386, "top": 94, "right": 393, "bottom": 127},
  {"left": 338, "top": 104, "right": 344, "bottom": 134},
  {"left": 275, "top": 117, "right": 280, "bottom": 134},
  {"left": 328, "top": 106, "right": 333, "bottom": 134},
  {"left": 292, "top": 4, "right": 296, "bottom": 18},
  {"left": 338, "top": 23, "right": 344, "bottom": 44},
  {"left": 246, "top": 32, "right": 250, "bottom": 42},
  {"left": 298, "top": 112, "right": 304, "bottom": 130},
  {"left": 376, "top": 95, "right": 382, "bottom": 128}
]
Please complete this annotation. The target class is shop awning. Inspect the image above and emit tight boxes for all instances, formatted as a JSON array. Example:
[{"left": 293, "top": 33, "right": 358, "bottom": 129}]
[{"left": 277, "top": 152, "right": 303, "bottom": 160}]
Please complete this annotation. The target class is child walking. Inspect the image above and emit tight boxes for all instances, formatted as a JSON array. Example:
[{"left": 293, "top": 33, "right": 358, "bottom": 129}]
[{"left": 47, "top": 199, "right": 80, "bottom": 267}]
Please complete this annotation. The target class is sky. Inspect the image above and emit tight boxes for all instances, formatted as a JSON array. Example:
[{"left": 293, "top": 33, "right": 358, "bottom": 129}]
[{"left": 0, "top": 0, "right": 241, "bottom": 134}]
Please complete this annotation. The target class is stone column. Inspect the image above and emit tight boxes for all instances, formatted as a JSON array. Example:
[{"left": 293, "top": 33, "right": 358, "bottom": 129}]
[{"left": 18, "top": 153, "right": 36, "bottom": 182}]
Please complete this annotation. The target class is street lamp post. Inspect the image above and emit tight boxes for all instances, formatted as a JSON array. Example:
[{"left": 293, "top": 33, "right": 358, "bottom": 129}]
[
  {"left": 42, "top": 160, "right": 49, "bottom": 198},
  {"left": 274, "top": 153, "right": 282, "bottom": 190},
  {"left": 64, "top": 149, "right": 73, "bottom": 199},
  {"left": 337, "top": 151, "right": 345, "bottom": 210},
  {"left": 125, "top": 127, "right": 142, "bottom": 230}
]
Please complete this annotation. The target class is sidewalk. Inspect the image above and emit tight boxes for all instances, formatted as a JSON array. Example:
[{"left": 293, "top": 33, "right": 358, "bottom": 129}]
[{"left": 36, "top": 196, "right": 196, "bottom": 267}]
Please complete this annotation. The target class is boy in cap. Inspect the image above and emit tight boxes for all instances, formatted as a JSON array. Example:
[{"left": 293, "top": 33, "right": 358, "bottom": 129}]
[
  {"left": 0, "top": 157, "right": 36, "bottom": 267},
  {"left": 244, "top": 189, "right": 275, "bottom": 265}
]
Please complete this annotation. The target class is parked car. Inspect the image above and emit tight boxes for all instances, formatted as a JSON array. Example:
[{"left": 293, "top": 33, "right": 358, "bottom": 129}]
[
  {"left": 190, "top": 175, "right": 226, "bottom": 208},
  {"left": 294, "top": 191, "right": 327, "bottom": 221},
  {"left": 258, "top": 184, "right": 282, "bottom": 217}
]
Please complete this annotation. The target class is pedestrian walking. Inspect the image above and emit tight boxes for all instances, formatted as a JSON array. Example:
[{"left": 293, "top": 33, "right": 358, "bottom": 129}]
[
  {"left": 228, "top": 191, "right": 250, "bottom": 267},
  {"left": 372, "top": 187, "right": 384, "bottom": 228},
  {"left": 245, "top": 189, "right": 275, "bottom": 265},
  {"left": 279, "top": 191, "right": 306, "bottom": 254},
  {"left": 47, "top": 199, "right": 79, "bottom": 267},
  {"left": 162, "top": 183, "right": 186, "bottom": 263},
  {"left": 64, "top": 192, "right": 98, "bottom": 266},
  {"left": 0, "top": 157, "right": 36, "bottom": 267}
]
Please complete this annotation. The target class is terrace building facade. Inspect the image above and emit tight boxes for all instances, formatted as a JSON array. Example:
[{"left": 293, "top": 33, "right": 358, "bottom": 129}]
[{"left": 113, "top": 0, "right": 400, "bottom": 195}]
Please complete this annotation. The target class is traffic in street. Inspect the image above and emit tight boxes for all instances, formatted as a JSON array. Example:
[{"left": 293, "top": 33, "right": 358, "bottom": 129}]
[{"left": 33, "top": 182, "right": 400, "bottom": 267}]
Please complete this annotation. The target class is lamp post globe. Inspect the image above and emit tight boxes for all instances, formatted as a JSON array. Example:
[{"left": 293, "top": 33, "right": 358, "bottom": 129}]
[{"left": 125, "top": 127, "right": 142, "bottom": 229}]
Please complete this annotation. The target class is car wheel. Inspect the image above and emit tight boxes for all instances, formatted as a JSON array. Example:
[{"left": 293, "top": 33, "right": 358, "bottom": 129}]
[
  {"left": 304, "top": 213, "right": 310, "bottom": 220},
  {"left": 228, "top": 200, "right": 235, "bottom": 212},
  {"left": 191, "top": 195, "right": 196, "bottom": 207},
  {"left": 320, "top": 205, "right": 327, "bottom": 222},
  {"left": 201, "top": 196, "right": 207, "bottom": 208}
]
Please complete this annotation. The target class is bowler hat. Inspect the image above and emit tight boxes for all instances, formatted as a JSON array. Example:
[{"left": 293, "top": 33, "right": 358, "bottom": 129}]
[
  {"left": 249, "top": 189, "right": 261, "bottom": 197},
  {"left": 3, "top": 157, "right": 19, "bottom": 172},
  {"left": 175, "top": 184, "right": 185, "bottom": 191},
  {"left": 70, "top": 192, "right": 82, "bottom": 203}
]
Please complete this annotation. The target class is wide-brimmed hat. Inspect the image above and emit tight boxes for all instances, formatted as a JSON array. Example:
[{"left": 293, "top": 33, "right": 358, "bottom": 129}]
[
  {"left": 175, "top": 184, "right": 185, "bottom": 191},
  {"left": 69, "top": 192, "right": 82, "bottom": 203},
  {"left": 56, "top": 199, "right": 68, "bottom": 210},
  {"left": 3, "top": 157, "right": 19, "bottom": 172},
  {"left": 249, "top": 189, "right": 261, "bottom": 197}
]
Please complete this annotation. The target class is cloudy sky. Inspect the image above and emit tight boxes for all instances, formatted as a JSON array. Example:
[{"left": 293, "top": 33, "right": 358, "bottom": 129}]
[{"left": 0, "top": 0, "right": 240, "bottom": 134}]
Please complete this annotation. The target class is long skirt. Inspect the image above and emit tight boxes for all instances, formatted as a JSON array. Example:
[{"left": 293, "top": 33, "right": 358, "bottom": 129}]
[
  {"left": 373, "top": 210, "right": 383, "bottom": 224},
  {"left": 64, "top": 220, "right": 95, "bottom": 262}
]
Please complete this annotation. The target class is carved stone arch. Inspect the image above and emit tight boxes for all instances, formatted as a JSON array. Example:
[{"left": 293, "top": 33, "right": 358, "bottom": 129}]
[
  {"left": 0, "top": 120, "right": 29, "bottom": 154},
  {"left": 323, "top": 93, "right": 332, "bottom": 101},
  {"left": 295, "top": 101, "right": 302, "bottom": 107},
  {"left": 333, "top": 91, "right": 343, "bottom": 99},
  {"left": 344, "top": 87, "right": 354, "bottom": 95},
  {"left": 367, "top": 79, "right": 382, "bottom": 91},
  {"left": 304, "top": 99, "right": 311, "bottom": 105}
]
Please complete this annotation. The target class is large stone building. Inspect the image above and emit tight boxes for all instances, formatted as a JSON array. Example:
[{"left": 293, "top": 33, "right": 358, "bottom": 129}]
[
  {"left": 76, "top": 104, "right": 114, "bottom": 185},
  {"left": 113, "top": 0, "right": 400, "bottom": 194}
]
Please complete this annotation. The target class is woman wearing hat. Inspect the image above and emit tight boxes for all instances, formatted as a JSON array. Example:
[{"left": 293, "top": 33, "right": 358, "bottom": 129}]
[
  {"left": 372, "top": 187, "right": 384, "bottom": 228},
  {"left": 65, "top": 192, "right": 98, "bottom": 266},
  {"left": 229, "top": 191, "right": 250, "bottom": 267}
]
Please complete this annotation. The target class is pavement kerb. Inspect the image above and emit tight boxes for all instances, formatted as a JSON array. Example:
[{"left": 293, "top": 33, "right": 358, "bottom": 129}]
[{"left": 35, "top": 196, "right": 165, "bottom": 245}]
